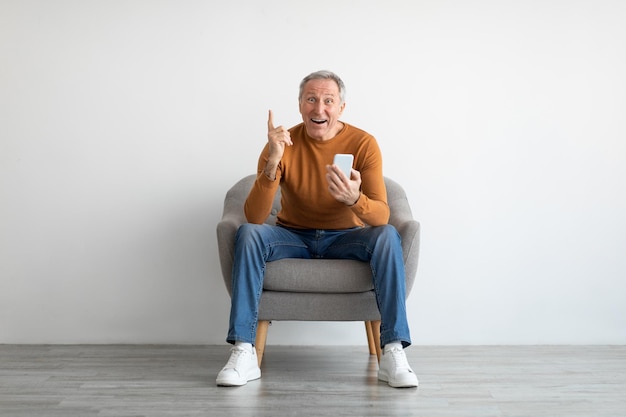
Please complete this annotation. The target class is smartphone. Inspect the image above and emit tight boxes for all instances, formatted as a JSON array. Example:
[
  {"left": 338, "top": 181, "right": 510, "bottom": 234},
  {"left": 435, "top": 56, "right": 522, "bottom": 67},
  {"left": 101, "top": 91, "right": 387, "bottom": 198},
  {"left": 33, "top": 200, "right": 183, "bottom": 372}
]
[{"left": 333, "top": 154, "right": 354, "bottom": 179}]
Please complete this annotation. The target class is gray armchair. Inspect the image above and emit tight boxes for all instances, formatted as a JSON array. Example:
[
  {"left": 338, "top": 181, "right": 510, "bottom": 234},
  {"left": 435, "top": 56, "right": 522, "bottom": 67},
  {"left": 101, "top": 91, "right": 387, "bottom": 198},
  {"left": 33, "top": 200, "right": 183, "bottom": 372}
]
[{"left": 217, "top": 174, "right": 420, "bottom": 365}]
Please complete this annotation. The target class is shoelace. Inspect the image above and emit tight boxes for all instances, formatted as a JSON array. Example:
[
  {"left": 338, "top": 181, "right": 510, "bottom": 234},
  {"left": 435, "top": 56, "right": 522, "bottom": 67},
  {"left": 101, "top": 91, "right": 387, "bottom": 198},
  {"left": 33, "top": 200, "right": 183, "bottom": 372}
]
[
  {"left": 386, "top": 346, "right": 413, "bottom": 372},
  {"left": 224, "top": 346, "right": 249, "bottom": 369}
]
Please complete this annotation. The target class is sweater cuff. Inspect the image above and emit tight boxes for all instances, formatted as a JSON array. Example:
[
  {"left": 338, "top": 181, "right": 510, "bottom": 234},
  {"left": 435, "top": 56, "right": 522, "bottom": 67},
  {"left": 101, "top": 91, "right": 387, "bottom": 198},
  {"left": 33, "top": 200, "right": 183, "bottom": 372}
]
[{"left": 258, "top": 170, "right": 280, "bottom": 190}]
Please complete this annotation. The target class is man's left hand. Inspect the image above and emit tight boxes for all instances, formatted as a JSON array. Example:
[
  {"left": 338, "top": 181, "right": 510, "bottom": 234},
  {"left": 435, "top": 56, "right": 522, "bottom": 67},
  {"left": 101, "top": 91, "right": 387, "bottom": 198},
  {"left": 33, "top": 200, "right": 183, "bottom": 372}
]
[{"left": 325, "top": 165, "right": 361, "bottom": 206}]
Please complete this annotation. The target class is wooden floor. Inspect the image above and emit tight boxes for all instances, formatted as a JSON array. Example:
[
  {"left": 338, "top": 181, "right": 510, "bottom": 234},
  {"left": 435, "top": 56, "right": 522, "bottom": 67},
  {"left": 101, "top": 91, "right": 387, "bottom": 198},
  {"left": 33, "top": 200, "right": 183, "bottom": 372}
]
[{"left": 1, "top": 345, "right": 625, "bottom": 416}]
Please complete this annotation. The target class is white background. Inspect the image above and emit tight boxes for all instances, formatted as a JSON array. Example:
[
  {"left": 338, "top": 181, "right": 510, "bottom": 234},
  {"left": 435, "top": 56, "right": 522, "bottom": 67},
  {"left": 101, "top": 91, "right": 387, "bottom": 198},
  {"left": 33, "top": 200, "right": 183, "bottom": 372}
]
[{"left": 1, "top": 0, "right": 625, "bottom": 345}]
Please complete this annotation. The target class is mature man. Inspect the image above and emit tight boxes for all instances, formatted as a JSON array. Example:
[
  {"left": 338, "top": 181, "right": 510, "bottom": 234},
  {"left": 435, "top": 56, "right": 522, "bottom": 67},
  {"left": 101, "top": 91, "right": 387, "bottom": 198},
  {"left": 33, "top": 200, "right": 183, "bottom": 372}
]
[{"left": 217, "top": 70, "right": 418, "bottom": 388}]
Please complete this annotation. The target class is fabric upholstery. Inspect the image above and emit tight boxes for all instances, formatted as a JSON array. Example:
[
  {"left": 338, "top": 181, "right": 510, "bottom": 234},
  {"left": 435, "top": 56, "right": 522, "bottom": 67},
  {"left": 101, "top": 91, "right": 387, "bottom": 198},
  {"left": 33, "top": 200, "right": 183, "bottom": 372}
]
[{"left": 216, "top": 174, "right": 420, "bottom": 322}]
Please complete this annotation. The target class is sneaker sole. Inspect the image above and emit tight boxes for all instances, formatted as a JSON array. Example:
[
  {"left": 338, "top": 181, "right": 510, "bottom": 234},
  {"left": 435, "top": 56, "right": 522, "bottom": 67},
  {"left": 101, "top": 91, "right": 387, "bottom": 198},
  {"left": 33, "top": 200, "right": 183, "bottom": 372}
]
[
  {"left": 378, "top": 372, "right": 419, "bottom": 388},
  {"left": 217, "top": 368, "right": 261, "bottom": 387}
]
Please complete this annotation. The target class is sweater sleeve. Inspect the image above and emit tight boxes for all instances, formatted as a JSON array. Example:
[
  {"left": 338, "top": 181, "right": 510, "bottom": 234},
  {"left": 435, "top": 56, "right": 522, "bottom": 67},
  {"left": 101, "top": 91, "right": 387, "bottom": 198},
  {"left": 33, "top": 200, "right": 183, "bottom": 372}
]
[
  {"left": 349, "top": 138, "right": 390, "bottom": 226},
  {"left": 350, "top": 191, "right": 389, "bottom": 226},
  {"left": 243, "top": 145, "right": 281, "bottom": 224}
]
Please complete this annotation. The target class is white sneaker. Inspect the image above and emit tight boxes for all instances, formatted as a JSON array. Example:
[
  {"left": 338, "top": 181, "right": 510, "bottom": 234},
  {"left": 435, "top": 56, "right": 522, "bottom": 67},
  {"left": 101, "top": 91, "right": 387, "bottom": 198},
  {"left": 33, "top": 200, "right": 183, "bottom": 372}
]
[
  {"left": 378, "top": 345, "right": 419, "bottom": 388},
  {"left": 216, "top": 346, "right": 261, "bottom": 386}
]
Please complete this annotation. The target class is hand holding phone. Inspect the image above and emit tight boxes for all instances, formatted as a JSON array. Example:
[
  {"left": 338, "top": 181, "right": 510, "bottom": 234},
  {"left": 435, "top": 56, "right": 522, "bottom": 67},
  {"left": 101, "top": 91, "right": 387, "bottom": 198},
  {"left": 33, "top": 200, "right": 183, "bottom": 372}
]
[{"left": 333, "top": 154, "right": 354, "bottom": 179}]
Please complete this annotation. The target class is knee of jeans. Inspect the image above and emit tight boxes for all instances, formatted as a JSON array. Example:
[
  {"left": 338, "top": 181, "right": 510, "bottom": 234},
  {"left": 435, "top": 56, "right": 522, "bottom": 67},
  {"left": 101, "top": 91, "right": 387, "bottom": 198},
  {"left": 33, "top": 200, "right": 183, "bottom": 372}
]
[
  {"left": 235, "top": 223, "right": 266, "bottom": 247},
  {"left": 377, "top": 224, "right": 401, "bottom": 243}
]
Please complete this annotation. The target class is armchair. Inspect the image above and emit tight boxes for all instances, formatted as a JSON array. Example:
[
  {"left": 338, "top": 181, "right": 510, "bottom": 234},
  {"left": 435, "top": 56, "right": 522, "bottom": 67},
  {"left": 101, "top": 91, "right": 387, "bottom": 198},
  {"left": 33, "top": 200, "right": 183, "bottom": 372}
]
[{"left": 216, "top": 174, "right": 420, "bottom": 365}]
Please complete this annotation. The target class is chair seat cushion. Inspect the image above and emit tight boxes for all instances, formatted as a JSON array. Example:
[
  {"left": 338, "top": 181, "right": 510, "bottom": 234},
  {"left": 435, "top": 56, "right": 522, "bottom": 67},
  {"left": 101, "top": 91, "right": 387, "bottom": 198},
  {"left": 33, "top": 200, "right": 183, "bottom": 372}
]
[{"left": 263, "top": 259, "right": 374, "bottom": 293}]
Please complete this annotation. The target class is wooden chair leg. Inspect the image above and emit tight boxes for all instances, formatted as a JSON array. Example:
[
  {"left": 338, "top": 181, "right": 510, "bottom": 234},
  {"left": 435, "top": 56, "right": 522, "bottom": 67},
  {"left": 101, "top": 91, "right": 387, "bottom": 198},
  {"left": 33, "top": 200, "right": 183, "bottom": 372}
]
[
  {"left": 372, "top": 320, "right": 382, "bottom": 363},
  {"left": 255, "top": 320, "right": 270, "bottom": 367},
  {"left": 365, "top": 320, "right": 382, "bottom": 363},
  {"left": 365, "top": 321, "right": 376, "bottom": 355}
]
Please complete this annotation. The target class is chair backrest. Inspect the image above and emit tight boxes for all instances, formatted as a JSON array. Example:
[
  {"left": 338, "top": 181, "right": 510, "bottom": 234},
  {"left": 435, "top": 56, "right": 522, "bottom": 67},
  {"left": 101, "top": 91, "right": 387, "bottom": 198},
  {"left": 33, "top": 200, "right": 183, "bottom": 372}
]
[{"left": 223, "top": 174, "right": 413, "bottom": 222}]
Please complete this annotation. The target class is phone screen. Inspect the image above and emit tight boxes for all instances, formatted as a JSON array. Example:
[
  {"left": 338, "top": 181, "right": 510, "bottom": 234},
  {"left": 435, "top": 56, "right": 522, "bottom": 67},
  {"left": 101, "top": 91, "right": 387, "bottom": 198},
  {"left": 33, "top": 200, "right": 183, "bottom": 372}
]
[{"left": 333, "top": 154, "right": 354, "bottom": 178}]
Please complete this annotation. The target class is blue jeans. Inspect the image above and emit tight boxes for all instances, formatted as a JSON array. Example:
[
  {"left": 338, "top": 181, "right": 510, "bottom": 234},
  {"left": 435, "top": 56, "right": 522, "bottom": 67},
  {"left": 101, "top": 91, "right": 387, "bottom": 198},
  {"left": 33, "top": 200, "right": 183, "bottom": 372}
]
[{"left": 227, "top": 224, "right": 412, "bottom": 349}]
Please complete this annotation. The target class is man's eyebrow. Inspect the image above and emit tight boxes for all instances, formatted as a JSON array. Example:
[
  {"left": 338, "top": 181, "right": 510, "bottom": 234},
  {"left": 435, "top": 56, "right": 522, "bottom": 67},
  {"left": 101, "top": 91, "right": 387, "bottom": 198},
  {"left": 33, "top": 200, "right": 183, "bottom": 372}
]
[{"left": 304, "top": 91, "right": 338, "bottom": 97}]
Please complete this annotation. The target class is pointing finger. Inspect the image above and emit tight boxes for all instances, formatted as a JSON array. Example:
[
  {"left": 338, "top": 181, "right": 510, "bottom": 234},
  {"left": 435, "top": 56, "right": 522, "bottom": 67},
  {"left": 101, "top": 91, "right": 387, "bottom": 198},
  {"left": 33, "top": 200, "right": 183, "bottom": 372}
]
[{"left": 268, "top": 109, "right": 275, "bottom": 131}]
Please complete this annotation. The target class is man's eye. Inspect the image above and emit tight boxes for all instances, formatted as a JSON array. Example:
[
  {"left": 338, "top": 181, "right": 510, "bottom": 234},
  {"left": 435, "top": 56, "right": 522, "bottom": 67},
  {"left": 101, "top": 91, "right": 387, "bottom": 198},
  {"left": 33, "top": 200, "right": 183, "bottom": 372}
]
[
  {"left": 325, "top": 99, "right": 333, "bottom": 104},
  {"left": 307, "top": 97, "right": 316, "bottom": 103}
]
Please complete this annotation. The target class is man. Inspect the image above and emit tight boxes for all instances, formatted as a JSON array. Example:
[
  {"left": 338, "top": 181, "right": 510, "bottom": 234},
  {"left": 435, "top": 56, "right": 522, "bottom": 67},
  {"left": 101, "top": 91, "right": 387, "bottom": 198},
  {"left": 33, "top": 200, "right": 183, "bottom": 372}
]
[{"left": 216, "top": 70, "right": 418, "bottom": 388}]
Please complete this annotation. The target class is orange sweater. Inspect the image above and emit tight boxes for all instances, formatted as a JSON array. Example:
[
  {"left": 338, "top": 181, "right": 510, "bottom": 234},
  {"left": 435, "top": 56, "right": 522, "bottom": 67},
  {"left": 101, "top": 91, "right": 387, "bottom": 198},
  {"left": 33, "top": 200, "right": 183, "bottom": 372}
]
[{"left": 244, "top": 122, "right": 389, "bottom": 229}]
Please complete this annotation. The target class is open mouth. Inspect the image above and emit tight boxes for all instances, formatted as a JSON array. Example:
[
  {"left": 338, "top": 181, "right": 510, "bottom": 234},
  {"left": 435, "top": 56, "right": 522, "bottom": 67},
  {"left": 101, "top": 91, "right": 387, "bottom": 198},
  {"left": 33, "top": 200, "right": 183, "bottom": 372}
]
[{"left": 311, "top": 118, "right": 327, "bottom": 125}]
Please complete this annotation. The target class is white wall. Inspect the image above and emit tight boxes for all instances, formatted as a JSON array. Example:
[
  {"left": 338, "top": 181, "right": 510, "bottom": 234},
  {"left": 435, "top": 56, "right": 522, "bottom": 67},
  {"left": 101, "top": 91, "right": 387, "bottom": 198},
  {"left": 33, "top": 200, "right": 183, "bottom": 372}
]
[{"left": 1, "top": 0, "right": 625, "bottom": 345}]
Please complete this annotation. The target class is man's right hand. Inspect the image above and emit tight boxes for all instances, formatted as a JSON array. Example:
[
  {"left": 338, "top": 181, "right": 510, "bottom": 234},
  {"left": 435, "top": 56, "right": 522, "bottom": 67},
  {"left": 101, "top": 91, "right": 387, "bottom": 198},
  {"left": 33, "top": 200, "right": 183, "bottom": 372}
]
[
  {"left": 267, "top": 110, "right": 292, "bottom": 161},
  {"left": 263, "top": 110, "right": 292, "bottom": 180}
]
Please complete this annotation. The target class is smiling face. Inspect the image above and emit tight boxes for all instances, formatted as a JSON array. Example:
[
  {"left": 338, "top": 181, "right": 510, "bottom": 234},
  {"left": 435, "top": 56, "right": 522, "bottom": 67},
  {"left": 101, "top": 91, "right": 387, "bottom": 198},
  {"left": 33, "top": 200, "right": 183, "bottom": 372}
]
[{"left": 299, "top": 79, "right": 346, "bottom": 141}]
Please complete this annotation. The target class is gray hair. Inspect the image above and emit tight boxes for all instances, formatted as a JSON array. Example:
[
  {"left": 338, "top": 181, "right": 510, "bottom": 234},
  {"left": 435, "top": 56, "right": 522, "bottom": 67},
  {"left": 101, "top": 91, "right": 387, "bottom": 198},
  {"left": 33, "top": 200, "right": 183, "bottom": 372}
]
[{"left": 298, "top": 70, "right": 346, "bottom": 104}]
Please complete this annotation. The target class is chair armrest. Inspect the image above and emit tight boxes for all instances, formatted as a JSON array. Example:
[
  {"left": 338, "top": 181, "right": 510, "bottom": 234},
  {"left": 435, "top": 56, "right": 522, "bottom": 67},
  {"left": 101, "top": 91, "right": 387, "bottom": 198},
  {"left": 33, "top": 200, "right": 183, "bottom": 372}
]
[
  {"left": 216, "top": 175, "right": 257, "bottom": 294},
  {"left": 387, "top": 196, "right": 420, "bottom": 295},
  {"left": 216, "top": 214, "right": 245, "bottom": 296}
]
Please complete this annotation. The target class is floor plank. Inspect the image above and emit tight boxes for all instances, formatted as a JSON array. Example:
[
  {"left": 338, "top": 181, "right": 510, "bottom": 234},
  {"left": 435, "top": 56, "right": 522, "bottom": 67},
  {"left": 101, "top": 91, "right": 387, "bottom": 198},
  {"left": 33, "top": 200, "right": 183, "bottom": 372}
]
[{"left": 1, "top": 345, "right": 625, "bottom": 416}]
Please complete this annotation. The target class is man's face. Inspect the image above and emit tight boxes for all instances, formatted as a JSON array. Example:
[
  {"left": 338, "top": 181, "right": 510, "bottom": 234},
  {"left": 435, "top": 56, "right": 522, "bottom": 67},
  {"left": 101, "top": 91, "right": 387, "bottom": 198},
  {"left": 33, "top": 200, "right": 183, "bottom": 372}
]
[{"left": 299, "top": 79, "right": 346, "bottom": 141}]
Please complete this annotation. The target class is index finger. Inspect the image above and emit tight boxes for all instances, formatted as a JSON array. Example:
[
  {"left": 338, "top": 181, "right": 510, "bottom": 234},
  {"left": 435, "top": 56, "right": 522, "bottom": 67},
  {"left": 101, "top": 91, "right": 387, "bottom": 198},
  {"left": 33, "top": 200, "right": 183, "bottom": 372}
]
[{"left": 268, "top": 109, "right": 275, "bottom": 131}]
